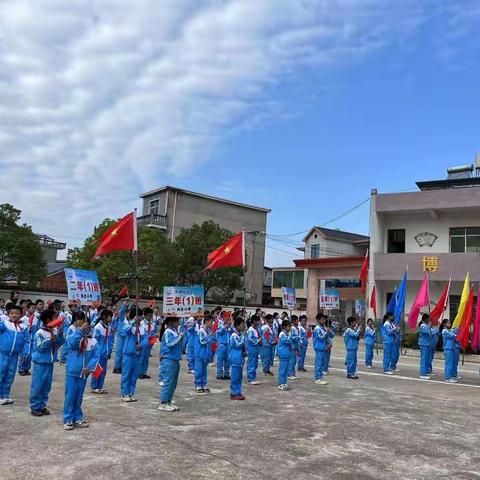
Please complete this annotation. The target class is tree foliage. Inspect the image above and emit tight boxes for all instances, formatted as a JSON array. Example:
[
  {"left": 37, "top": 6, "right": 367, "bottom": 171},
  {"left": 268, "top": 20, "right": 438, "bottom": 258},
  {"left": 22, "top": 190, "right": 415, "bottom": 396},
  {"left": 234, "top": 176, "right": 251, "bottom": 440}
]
[{"left": 0, "top": 203, "right": 47, "bottom": 287}]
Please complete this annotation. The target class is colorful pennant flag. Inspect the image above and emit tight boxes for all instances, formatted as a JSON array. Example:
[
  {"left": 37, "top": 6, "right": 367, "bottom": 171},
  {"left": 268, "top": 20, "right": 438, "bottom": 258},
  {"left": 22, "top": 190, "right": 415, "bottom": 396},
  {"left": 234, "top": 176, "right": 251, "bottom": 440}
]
[
  {"left": 394, "top": 271, "right": 408, "bottom": 326},
  {"left": 359, "top": 250, "right": 369, "bottom": 294},
  {"left": 472, "top": 288, "right": 480, "bottom": 352},
  {"left": 407, "top": 274, "right": 430, "bottom": 330},
  {"left": 370, "top": 284, "right": 377, "bottom": 319},
  {"left": 456, "top": 288, "right": 474, "bottom": 349},
  {"left": 430, "top": 280, "right": 451, "bottom": 326},
  {"left": 453, "top": 273, "right": 470, "bottom": 328}
]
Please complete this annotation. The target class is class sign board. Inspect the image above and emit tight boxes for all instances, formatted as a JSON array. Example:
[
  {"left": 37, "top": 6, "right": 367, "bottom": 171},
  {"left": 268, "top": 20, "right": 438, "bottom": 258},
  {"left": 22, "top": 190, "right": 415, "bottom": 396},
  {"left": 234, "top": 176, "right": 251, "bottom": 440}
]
[
  {"left": 163, "top": 286, "right": 204, "bottom": 317},
  {"left": 319, "top": 289, "right": 340, "bottom": 310},
  {"left": 65, "top": 268, "right": 101, "bottom": 303},
  {"left": 281, "top": 287, "right": 297, "bottom": 310}
]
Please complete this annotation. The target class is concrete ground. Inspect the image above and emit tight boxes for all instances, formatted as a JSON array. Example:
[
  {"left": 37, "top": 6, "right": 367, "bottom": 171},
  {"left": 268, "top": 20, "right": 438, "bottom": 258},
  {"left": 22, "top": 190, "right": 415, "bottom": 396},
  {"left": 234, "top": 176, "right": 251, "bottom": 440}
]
[{"left": 1, "top": 344, "right": 479, "bottom": 480}]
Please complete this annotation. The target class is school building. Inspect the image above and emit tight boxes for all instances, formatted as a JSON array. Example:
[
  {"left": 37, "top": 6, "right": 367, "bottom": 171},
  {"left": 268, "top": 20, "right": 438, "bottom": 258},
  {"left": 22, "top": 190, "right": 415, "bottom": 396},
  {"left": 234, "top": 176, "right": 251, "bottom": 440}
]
[{"left": 369, "top": 162, "right": 480, "bottom": 322}]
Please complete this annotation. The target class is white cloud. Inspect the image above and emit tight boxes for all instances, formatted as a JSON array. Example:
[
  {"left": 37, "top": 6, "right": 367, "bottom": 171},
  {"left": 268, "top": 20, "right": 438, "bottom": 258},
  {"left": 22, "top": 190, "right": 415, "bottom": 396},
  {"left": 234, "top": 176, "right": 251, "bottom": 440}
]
[{"left": 0, "top": 0, "right": 432, "bottom": 247}]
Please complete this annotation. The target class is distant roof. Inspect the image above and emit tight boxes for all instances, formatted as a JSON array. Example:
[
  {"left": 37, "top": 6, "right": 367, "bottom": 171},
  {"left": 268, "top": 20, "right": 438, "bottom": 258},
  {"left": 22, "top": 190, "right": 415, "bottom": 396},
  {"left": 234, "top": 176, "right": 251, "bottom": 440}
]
[
  {"left": 47, "top": 262, "right": 66, "bottom": 275},
  {"left": 139, "top": 186, "right": 271, "bottom": 213},
  {"left": 302, "top": 227, "right": 369, "bottom": 243},
  {"left": 416, "top": 177, "right": 480, "bottom": 191}
]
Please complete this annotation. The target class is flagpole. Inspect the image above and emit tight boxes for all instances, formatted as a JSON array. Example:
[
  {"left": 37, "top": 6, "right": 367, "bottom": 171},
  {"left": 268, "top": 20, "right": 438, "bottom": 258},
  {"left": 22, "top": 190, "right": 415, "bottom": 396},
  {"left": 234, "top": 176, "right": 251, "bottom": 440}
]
[
  {"left": 133, "top": 208, "right": 139, "bottom": 315},
  {"left": 242, "top": 228, "right": 246, "bottom": 316}
]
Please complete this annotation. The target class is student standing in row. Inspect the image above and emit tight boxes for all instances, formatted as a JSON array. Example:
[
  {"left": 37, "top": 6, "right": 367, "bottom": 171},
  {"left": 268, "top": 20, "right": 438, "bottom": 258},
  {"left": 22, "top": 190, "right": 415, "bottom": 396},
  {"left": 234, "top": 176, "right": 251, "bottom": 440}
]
[
  {"left": 261, "top": 315, "right": 275, "bottom": 376},
  {"left": 343, "top": 317, "right": 360, "bottom": 379},
  {"left": 194, "top": 315, "right": 214, "bottom": 393},
  {"left": 418, "top": 314, "right": 432, "bottom": 380},
  {"left": 112, "top": 300, "right": 129, "bottom": 374},
  {"left": 364, "top": 318, "right": 376, "bottom": 368},
  {"left": 140, "top": 307, "right": 157, "bottom": 379},
  {"left": 288, "top": 315, "right": 300, "bottom": 380},
  {"left": 324, "top": 317, "right": 334, "bottom": 375},
  {"left": 428, "top": 323, "right": 440, "bottom": 377},
  {"left": 19, "top": 299, "right": 43, "bottom": 376},
  {"left": 313, "top": 313, "right": 328, "bottom": 385},
  {"left": 277, "top": 319, "right": 292, "bottom": 391},
  {"left": 390, "top": 328, "right": 402, "bottom": 372},
  {"left": 215, "top": 313, "right": 232, "bottom": 380},
  {"left": 246, "top": 315, "right": 262, "bottom": 385},
  {"left": 441, "top": 319, "right": 458, "bottom": 383},
  {"left": 185, "top": 317, "right": 197, "bottom": 374},
  {"left": 229, "top": 316, "right": 246, "bottom": 400},
  {"left": 382, "top": 312, "right": 397, "bottom": 375},
  {"left": 91, "top": 309, "right": 114, "bottom": 394}
]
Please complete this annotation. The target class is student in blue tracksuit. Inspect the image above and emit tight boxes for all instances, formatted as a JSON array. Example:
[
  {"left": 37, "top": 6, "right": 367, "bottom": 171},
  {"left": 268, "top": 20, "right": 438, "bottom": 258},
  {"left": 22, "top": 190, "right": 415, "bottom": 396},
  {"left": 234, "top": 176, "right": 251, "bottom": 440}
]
[
  {"left": 442, "top": 319, "right": 458, "bottom": 383},
  {"left": 324, "top": 316, "right": 335, "bottom": 375},
  {"left": 277, "top": 320, "right": 292, "bottom": 391},
  {"left": 140, "top": 307, "right": 157, "bottom": 379},
  {"left": 343, "top": 316, "right": 361, "bottom": 379},
  {"left": 229, "top": 316, "right": 247, "bottom": 400},
  {"left": 261, "top": 314, "right": 275, "bottom": 376},
  {"left": 452, "top": 331, "right": 462, "bottom": 380},
  {"left": 0, "top": 305, "right": 30, "bottom": 405},
  {"left": 113, "top": 301, "right": 129, "bottom": 374},
  {"left": 297, "top": 315, "right": 309, "bottom": 372},
  {"left": 382, "top": 313, "right": 397, "bottom": 375},
  {"left": 194, "top": 315, "right": 214, "bottom": 393},
  {"left": 364, "top": 318, "right": 376, "bottom": 368},
  {"left": 60, "top": 303, "right": 76, "bottom": 364},
  {"left": 185, "top": 317, "right": 197, "bottom": 374},
  {"left": 313, "top": 313, "right": 328, "bottom": 385},
  {"left": 158, "top": 317, "right": 183, "bottom": 412},
  {"left": 120, "top": 308, "right": 147, "bottom": 402},
  {"left": 215, "top": 314, "right": 232, "bottom": 380},
  {"left": 418, "top": 314, "right": 432, "bottom": 379},
  {"left": 90, "top": 309, "right": 114, "bottom": 394},
  {"left": 428, "top": 324, "right": 439, "bottom": 376},
  {"left": 246, "top": 315, "right": 262, "bottom": 385},
  {"left": 63, "top": 312, "right": 100, "bottom": 430},
  {"left": 288, "top": 315, "right": 300, "bottom": 380},
  {"left": 390, "top": 328, "right": 402, "bottom": 372},
  {"left": 30, "top": 309, "right": 65, "bottom": 416},
  {"left": 19, "top": 299, "right": 43, "bottom": 376},
  {"left": 271, "top": 313, "right": 280, "bottom": 366}
]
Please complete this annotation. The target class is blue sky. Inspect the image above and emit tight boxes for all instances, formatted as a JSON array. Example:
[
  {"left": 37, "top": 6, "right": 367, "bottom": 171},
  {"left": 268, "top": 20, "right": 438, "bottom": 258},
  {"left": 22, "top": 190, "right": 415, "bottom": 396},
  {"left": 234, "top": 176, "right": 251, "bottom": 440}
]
[{"left": 0, "top": 1, "right": 479, "bottom": 266}]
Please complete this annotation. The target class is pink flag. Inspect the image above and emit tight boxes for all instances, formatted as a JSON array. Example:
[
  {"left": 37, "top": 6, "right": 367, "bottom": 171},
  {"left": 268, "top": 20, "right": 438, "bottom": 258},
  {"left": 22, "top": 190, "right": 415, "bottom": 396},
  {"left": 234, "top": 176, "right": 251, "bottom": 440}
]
[
  {"left": 472, "top": 288, "right": 480, "bottom": 352},
  {"left": 407, "top": 274, "right": 430, "bottom": 330}
]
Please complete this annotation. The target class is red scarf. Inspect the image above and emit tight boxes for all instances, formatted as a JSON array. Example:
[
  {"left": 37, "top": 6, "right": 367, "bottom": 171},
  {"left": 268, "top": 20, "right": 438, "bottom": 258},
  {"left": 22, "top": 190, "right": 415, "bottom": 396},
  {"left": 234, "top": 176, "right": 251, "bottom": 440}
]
[
  {"left": 80, "top": 336, "right": 88, "bottom": 353},
  {"left": 11, "top": 320, "right": 22, "bottom": 330}
]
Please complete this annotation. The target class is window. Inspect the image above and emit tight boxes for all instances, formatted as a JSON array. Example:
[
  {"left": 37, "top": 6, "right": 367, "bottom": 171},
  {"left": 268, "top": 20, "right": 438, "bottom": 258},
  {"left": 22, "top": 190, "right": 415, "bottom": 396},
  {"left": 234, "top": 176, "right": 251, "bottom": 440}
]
[
  {"left": 311, "top": 244, "right": 320, "bottom": 258},
  {"left": 149, "top": 199, "right": 159, "bottom": 215},
  {"left": 387, "top": 229, "right": 405, "bottom": 253},
  {"left": 450, "top": 227, "right": 480, "bottom": 253},
  {"left": 272, "top": 270, "right": 304, "bottom": 289},
  {"left": 325, "top": 279, "right": 361, "bottom": 288}
]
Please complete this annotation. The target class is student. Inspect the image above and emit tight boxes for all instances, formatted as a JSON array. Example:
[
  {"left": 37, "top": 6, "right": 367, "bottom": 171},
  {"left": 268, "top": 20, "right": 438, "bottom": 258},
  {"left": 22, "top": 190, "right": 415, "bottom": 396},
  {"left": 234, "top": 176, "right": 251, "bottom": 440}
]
[
  {"left": 19, "top": 299, "right": 44, "bottom": 376},
  {"left": 246, "top": 314, "right": 262, "bottom": 385},
  {"left": 382, "top": 313, "right": 397, "bottom": 375},
  {"left": 418, "top": 314, "right": 432, "bottom": 380},
  {"left": 140, "top": 307, "right": 157, "bottom": 379},
  {"left": 324, "top": 316, "right": 335, "bottom": 375},
  {"left": 428, "top": 323, "right": 440, "bottom": 377},
  {"left": 261, "top": 314, "right": 275, "bottom": 376},
  {"left": 194, "top": 314, "right": 214, "bottom": 393},
  {"left": 60, "top": 303, "right": 77, "bottom": 365},
  {"left": 91, "top": 309, "right": 114, "bottom": 394},
  {"left": 30, "top": 309, "right": 65, "bottom": 416},
  {"left": 452, "top": 329, "right": 462, "bottom": 381},
  {"left": 390, "top": 328, "right": 402, "bottom": 372},
  {"left": 185, "top": 317, "right": 197, "bottom": 374},
  {"left": 364, "top": 318, "right": 376, "bottom": 368},
  {"left": 288, "top": 315, "right": 300, "bottom": 380},
  {"left": 229, "top": 316, "right": 247, "bottom": 400},
  {"left": 313, "top": 313, "right": 328, "bottom": 385},
  {"left": 120, "top": 308, "right": 147, "bottom": 402},
  {"left": 63, "top": 311, "right": 99, "bottom": 430},
  {"left": 0, "top": 298, "right": 5, "bottom": 316},
  {"left": 277, "top": 319, "right": 293, "bottom": 391},
  {"left": 215, "top": 313, "right": 232, "bottom": 380},
  {"left": 297, "top": 315, "right": 309, "bottom": 372},
  {"left": 343, "top": 317, "right": 361, "bottom": 379},
  {"left": 0, "top": 305, "right": 29, "bottom": 405},
  {"left": 441, "top": 319, "right": 458, "bottom": 383},
  {"left": 112, "top": 300, "right": 130, "bottom": 374},
  {"left": 158, "top": 317, "right": 183, "bottom": 412},
  {"left": 271, "top": 312, "right": 280, "bottom": 367}
]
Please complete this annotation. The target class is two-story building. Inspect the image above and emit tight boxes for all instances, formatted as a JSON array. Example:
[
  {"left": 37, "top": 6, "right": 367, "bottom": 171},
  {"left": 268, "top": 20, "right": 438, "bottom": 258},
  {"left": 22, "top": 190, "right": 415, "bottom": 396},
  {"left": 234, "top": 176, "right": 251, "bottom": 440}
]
[{"left": 369, "top": 167, "right": 480, "bottom": 322}]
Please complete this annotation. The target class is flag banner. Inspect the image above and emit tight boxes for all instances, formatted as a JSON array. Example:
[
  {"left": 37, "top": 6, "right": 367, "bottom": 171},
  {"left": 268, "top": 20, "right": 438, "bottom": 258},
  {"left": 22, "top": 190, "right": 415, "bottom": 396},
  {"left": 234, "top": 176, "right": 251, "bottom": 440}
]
[
  {"left": 65, "top": 268, "right": 101, "bottom": 304},
  {"left": 319, "top": 289, "right": 340, "bottom": 310},
  {"left": 430, "top": 281, "right": 450, "bottom": 326},
  {"left": 148, "top": 336, "right": 158, "bottom": 346},
  {"left": 118, "top": 286, "right": 129, "bottom": 299},
  {"left": 472, "top": 289, "right": 480, "bottom": 352},
  {"left": 282, "top": 287, "right": 297, "bottom": 310},
  {"left": 456, "top": 288, "right": 474, "bottom": 349},
  {"left": 394, "top": 271, "right": 408, "bottom": 326},
  {"left": 94, "top": 211, "right": 137, "bottom": 258},
  {"left": 407, "top": 274, "right": 430, "bottom": 330},
  {"left": 453, "top": 273, "right": 470, "bottom": 328},
  {"left": 205, "top": 231, "right": 244, "bottom": 270},
  {"left": 370, "top": 286, "right": 377, "bottom": 319},
  {"left": 47, "top": 318, "right": 64, "bottom": 328},
  {"left": 163, "top": 286, "right": 204, "bottom": 317},
  {"left": 92, "top": 364, "right": 103, "bottom": 380},
  {"left": 359, "top": 251, "right": 369, "bottom": 293},
  {"left": 386, "top": 289, "right": 397, "bottom": 315}
]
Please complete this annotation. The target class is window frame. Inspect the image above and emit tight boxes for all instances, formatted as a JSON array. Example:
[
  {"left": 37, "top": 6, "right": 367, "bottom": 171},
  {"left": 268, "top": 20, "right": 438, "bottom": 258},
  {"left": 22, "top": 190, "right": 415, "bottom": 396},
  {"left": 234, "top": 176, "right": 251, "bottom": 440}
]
[{"left": 449, "top": 227, "right": 480, "bottom": 253}]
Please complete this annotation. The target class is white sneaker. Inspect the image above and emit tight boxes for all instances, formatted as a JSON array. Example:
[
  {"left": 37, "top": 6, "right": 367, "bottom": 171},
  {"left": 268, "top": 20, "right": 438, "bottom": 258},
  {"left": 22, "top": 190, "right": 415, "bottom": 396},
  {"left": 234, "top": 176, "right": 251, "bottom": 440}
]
[
  {"left": 5, "top": 398, "right": 13, "bottom": 404},
  {"left": 455, "top": 376, "right": 462, "bottom": 380},
  {"left": 64, "top": 422, "right": 74, "bottom": 430},
  {"left": 429, "top": 372, "right": 437, "bottom": 376},
  {"left": 419, "top": 375, "right": 431, "bottom": 380},
  {"left": 315, "top": 379, "right": 328, "bottom": 385},
  {"left": 121, "top": 395, "right": 131, "bottom": 402},
  {"left": 0, "top": 398, "right": 9, "bottom": 405},
  {"left": 288, "top": 376, "right": 299, "bottom": 380},
  {"left": 393, "top": 368, "right": 401, "bottom": 372},
  {"left": 324, "top": 371, "right": 330, "bottom": 375},
  {"left": 129, "top": 395, "right": 138, "bottom": 402},
  {"left": 277, "top": 385, "right": 286, "bottom": 391},
  {"left": 169, "top": 403, "right": 179, "bottom": 411},
  {"left": 248, "top": 381, "right": 260, "bottom": 385},
  {"left": 384, "top": 371, "right": 394, "bottom": 376},
  {"left": 366, "top": 365, "right": 373, "bottom": 369},
  {"left": 158, "top": 403, "right": 171, "bottom": 412},
  {"left": 446, "top": 378, "right": 458, "bottom": 383}
]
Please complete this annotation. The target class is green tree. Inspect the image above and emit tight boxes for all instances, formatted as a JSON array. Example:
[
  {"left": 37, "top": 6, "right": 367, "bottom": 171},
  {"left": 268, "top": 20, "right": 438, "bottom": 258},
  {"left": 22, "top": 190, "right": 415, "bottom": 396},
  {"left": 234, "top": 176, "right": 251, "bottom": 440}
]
[
  {"left": 174, "top": 221, "right": 243, "bottom": 304},
  {"left": 0, "top": 203, "right": 47, "bottom": 287}
]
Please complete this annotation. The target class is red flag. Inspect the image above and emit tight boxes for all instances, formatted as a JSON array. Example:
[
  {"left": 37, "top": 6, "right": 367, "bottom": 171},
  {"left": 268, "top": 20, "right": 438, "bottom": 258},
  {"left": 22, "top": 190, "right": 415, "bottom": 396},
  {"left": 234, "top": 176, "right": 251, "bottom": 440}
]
[
  {"left": 430, "top": 281, "right": 450, "bottom": 326},
  {"left": 92, "top": 364, "right": 103, "bottom": 379},
  {"left": 93, "top": 212, "right": 137, "bottom": 258},
  {"left": 359, "top": 251, "right": 369, "bottom": 293},
  {"left": 47, "top": 318, "right": 64, "bottom": 328},
  {"left": 307, "top": 330, "right": 313, "bottom": 339},
  {"left": 118, "top": 286, "right": 129, "bottom": 299},
  {"left": 370, "top": 285, "right": 377, "bottom": 319},
  {"left": 204, "top": 231, "right": 244, "bottom": 270},
  {"left": 264, "top": 330, "right": 271, "bottom": 341},
  {"left": 148, "top": 336, "right": 158, "bottom": 346},
  {"left": 472, "top": 289, "right": 480, "bottom": 352},
  {"left": 212, "top": 320, "right": 219, "bottom": 333},
  {"left": 147, "top": 299, "right": 156, "bottom": 308},
  {"left": 456, "top": 288, "right": 474, "bottom": 350}
]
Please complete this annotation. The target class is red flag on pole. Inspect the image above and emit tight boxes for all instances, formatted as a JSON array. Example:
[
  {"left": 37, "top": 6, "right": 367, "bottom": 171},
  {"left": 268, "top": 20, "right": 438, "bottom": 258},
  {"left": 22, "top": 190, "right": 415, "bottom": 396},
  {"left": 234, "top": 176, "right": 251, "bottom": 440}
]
[
  {"left": 370, "top": 284, "right": 377, "bottom": 319},
  {"left": 430, "top": 280, "right": 450, "bottom": 326},
  {"left": 47, "top": 318, "right": 64, "bottom": 328},
  {"left": 93, "top": 211, "right": 137, "bottom": 259},
  {"left": 204, "top": 231, "right": 245, "bottom": 270},
  {"left": 118, "top": 286, "right": 129, "bottom": 299},
  {"left": 92, "top": 364, "right": 103, "bottom": 379},
  {"left": 456, "top": 288, "right": 474, "bottom": 350},
  {"left": 359, "top": 250, "right": 369, "bottom": 294},
  {"left": 472, "top": 288, "right": 480, "bottom": 352}
]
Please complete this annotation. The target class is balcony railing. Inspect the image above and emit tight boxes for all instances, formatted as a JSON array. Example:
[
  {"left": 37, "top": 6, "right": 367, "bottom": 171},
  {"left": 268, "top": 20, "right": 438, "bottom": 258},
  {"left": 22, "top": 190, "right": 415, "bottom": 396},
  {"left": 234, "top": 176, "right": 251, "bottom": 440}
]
[{"left": 137, "top": 213, "right": 167, "bottom": 229}]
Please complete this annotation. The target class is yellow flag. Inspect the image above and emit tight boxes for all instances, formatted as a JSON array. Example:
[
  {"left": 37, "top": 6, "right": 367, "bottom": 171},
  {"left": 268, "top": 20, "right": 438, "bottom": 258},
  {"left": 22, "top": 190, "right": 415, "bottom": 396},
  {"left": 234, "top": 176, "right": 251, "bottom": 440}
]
[{"left": 453, "top": 272, "right": 469, "bottom": 328}]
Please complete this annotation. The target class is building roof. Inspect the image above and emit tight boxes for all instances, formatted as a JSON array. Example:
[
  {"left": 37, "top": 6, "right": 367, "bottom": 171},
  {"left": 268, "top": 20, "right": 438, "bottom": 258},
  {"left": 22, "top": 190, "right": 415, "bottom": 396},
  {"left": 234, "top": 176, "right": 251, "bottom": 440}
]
[
  {"left": 47, "top": 262, "right": 66, "bottom": 276},
  {"left": 416, "top": 177, "right": 480, "bottom": 191},
  {"left": 139, "top": 185, "right": 271, "bottom": 213},
  {"left": 294, "top": 255, "right": 365, "bottom": 269},
  {"left": 302, "top": 227, "right": 369, "bottom": 243}
]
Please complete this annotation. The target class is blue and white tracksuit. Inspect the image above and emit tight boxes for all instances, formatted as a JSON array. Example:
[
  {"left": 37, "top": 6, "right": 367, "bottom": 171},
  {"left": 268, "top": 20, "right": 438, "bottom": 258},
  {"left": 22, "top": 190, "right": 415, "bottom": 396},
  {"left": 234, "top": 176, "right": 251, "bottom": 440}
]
[
  {"left": 160, "top": 327, "right": 182, "bottom": 403},
  {"left": 277, "top": 331, "right": 292, "bottom": 386},
  {"left": 30, "top": 327, "right": 65, "bottom": 411},
  {"left": 19, "top": 312, "right": 41, "bottom": 373},
  {"left": 60, "top": 312, "right": 74, "bottom": 363},
  {"left": 0, "top": 317, "right": 29, "bottom": 400},
  {"left": 194, "top": 326, "right": 213, "bottom": 388},
  {"left": 297, "top": 325, "right": 308, "bottom": 370},
  {"left": 141, "top": 320, "right": 158, "bottom": 376},
  {"left": 271, "top": 320, "right": 279, "bottom": 365},
  {"left": 428, "top": 327, "right": 439, "bottom": 374},
  {"left": 91, "top": 322, "right": 114, "bottom": 390},
  {"left": 343, "top": 327, "right": 360, "bottom": 376},
  {"left": 324, "top": 328, "right": 335, "bottom": 373},
  {"left": 382, "top": 321, "right": 396, "bottom": 373},
  {"left": 261, "top": 324, "right": 275, "bottom": 373},
  {"left": 288, "top": 325, "right": 300, "bottom": 377},
  {"left": 453, "top": 335, "right": 461, "bottom": 378},
  {"left": 313, "top": 325, "right": 327, "bottom": 380},
  {"left": 113, "top": 305, "right": 128, "bottom": 371},
  {"left": 121, "top": 322, "right": 147, "bottom": 396},
  {"left": 442, "top": 327, "right": 457, "bottom": 380},
  {"left": 364, "top": 326, "right": 376, "bottom": 367},
  {"left": 63, "top": 331, "right": 99, "bottom": 423},
  {"left": 215, "top": 320, "right": 231, "bottom": 378},
  {"left": 246, "top": 326, "right": 261, "bottom": 382},
  {"left": 418, "top": 324, "right": 432, "bottom": 376},
  {"left": 186, "top": 319, "right": 197, "bottom": 372},
  {"left": 390, "top": 329, "right": 402, "bottom": 370},
  {"left": 229, "top": 329, "right": 245, "bottom": 396}
]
